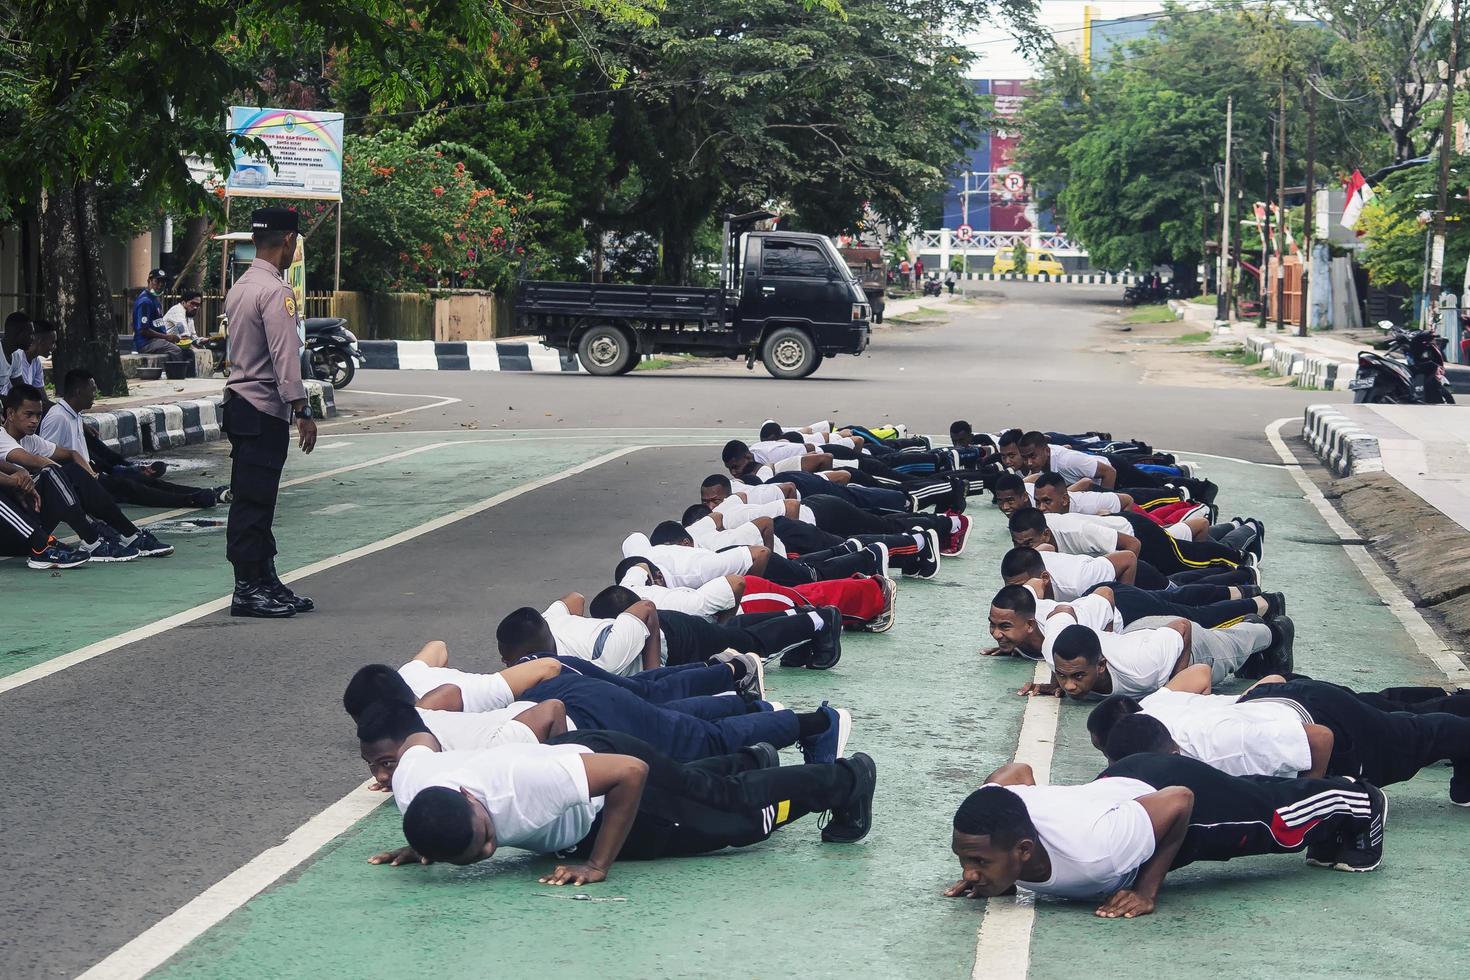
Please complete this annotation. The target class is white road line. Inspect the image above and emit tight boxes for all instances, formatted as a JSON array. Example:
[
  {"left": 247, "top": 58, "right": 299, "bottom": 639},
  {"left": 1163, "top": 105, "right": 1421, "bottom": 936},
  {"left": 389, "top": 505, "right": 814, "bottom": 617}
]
[
  {"left": 970, "top": 662, "right": 1060, "bottom": 980},
  {"left": 0, "top": 445, "right": 647, "bottom": 698},
  {"left": 1265, "top": 417, "right": 1470, "bottom": 683},
  {"left": 76, "top": 784, "right": 388, "bottom": 980},
  {"left": 310, "top": 502, "right": 358, "bottom": 515},
  {"left": 317, "top": 390, "right": 461, "bottom": 429},
  {"left": 1163, "top": 449, "right": 1288, "bottom": 468}
]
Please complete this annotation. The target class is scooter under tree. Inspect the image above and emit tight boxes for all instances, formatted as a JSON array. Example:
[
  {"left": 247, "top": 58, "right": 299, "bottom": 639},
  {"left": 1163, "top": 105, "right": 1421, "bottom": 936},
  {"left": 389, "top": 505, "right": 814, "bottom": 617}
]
[{"left": 1348, "top": 320, "right": 1456, "bottom": 405}]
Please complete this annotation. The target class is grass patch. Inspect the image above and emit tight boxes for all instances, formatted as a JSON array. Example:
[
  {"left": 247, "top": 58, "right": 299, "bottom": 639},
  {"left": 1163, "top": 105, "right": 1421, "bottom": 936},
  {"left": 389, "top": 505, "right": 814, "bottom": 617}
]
[
  {"left": 634, "top": 354, "right": 694, "bottom": 371},
  {"left": 1172, "top": 331, "right": 1212, "bottom": 344},
  {"left": 1189, "top": 294, "right": 1218, "bottom": 306},
  {"left": 1124, "top": 304, "right": 1177, "bottom": 324},
  {"left": 888, "top": 305, "right": 950, "bottom": 324},
  {"left": 1208, "top": 346, "right": 1261, "bottom": 366}
]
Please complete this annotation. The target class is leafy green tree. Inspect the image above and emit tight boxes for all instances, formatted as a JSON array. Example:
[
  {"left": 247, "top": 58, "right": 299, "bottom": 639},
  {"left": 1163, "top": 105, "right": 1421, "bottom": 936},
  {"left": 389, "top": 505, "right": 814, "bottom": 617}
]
[
  {"left": 1011, "top": 241, "right": 1029, "bottom": 276},
  {"left": 0, "top": 0, "right": 656, "bottom": 393},
  {"left": 587, "top": 0, "right": 1037, "bottom": 282}
]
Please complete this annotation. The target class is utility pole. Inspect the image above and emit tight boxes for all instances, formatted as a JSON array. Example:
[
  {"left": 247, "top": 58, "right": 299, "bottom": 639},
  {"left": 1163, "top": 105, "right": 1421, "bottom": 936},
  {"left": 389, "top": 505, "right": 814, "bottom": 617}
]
[
  {"left": 1300, "top": 82, "right": 1316, "bottom": 336},
  {"left": 1217, "top": 96, "right": 1234, "bottom": 323},
  {"left": 1200, "top": 176, "right": 1211, "bottom": 296},
  {"left": 1428, "top": 0, "right": 1462, "bottom": 322},
  {"left": 1260, "top": 145, "right": 1272, "bottom": 330},
  {"left": 1275, "top": 75, "right": 1288, "bottom": 331}
]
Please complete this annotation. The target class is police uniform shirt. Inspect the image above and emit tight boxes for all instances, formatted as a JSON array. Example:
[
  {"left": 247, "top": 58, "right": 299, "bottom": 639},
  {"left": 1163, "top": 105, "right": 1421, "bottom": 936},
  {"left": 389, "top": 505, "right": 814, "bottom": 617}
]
[{"left": 224, "top": 259, "right": 307, "bottom": 420}]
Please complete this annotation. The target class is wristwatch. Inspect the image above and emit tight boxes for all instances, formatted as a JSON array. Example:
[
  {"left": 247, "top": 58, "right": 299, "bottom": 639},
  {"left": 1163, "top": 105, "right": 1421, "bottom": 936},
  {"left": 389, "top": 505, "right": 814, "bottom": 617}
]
[{"left": 294, "top": 405, "right": 314, "bottom": 421}]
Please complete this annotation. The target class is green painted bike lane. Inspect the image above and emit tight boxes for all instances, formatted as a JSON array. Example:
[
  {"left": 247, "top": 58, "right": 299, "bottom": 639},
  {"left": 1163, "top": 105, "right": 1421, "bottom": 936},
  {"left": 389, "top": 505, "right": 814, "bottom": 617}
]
[
  {"left": 155, "top": 505, "right": 1029, "bottom": 980},
  {"left": 0, "top": 432, "right": 720, "bottom": 679},
  {"left": 1029, "top": 456, "right": 1468, "bottom": 980}
]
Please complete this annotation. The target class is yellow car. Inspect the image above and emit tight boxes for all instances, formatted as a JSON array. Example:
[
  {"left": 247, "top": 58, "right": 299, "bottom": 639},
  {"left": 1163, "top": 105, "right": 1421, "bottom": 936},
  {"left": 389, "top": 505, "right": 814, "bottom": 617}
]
[{"left": 992, "top": 250, "right": 1066, "bottom": 276}]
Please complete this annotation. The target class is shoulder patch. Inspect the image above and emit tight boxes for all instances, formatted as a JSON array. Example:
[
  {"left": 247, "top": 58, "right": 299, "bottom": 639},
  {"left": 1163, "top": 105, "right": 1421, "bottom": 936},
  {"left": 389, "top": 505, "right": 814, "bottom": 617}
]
[{"left": 284, "top": 296, "right": 296, "bottom": 317}]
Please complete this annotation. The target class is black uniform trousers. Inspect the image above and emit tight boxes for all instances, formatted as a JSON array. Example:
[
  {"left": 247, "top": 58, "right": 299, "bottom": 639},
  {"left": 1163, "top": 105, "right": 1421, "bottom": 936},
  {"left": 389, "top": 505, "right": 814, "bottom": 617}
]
[
  {"left": 223, "top": 395, "right": 290, "bottom": 573},
  {"left": 1102, "top": 753, "right": 1376, "bottom": 866},
  {"left": 1091, "top": 582, "right": 1256, "bottom": 629},
  {"left": 1242, "top": 679, "right": 1470, "bottom": 788},
  {"left": 801, "top": 494, "right": 952, "bottom": 548},
  {"left": 0, "top": 485, "right": 50, "bottom": 554},
  {"left": 553, "top": 729, "right": 855, "bottom": 859},
  {"left": 1119, "top": 510, "right": 1242, "bottom": 574},
  {"left": 660, "top": 610, "right": 818, "bottom": 665}
]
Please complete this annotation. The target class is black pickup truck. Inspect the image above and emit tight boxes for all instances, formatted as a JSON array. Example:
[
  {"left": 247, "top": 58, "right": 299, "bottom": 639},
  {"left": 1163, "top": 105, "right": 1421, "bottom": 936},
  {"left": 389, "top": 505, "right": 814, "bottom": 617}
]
[{"left": 515, "top": 212, "right": 872, "bottom": 378}]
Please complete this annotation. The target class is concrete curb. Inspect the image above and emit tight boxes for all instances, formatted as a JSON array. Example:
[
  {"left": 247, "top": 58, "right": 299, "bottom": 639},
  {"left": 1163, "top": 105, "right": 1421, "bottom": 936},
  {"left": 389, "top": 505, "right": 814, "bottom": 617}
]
[
  {"left": 359, "top": 339, "right": 582, "bottom": 373},
  {"left": 85, "top": 380, "right": 336, "bottom": 458},
  {"left": 1302, "top": 403, "right": 1384, "bottom": 477},
  {"left": 957, "top": 272, "right": 1136, "bottom": 284},
  {"left": 1241, "top": 334, "right": 1357, "bottom": 391}
]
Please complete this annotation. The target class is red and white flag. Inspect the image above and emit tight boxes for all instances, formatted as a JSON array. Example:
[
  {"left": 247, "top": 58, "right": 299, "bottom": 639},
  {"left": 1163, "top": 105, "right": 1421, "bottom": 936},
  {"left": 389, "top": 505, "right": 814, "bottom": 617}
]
[{"left": 1341, "top": 169, "right": 1374, "bottom": 230}]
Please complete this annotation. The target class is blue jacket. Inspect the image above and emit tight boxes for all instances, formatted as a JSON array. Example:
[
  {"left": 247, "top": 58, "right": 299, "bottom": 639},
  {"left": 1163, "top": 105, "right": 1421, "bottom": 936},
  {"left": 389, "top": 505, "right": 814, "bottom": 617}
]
[{"left": 132, "top": 290, "right": 164, "bottom": 351}]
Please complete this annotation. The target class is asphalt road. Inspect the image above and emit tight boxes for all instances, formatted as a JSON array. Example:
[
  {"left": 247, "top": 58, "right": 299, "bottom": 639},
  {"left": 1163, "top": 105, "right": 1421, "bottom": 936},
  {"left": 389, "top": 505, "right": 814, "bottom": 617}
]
[{"left": 2, "top": 282, "right": 1355, "bottom": 977}]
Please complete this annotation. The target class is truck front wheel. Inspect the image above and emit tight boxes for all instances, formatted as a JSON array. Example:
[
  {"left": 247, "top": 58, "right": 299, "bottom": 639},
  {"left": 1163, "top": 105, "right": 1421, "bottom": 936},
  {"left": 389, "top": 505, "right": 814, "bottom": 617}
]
[
  {"left": 577, "top": 325, "right": 635, "bottom": 376},
  {"left": 761, "top": 326, "right": 819, "bottom": 379}
]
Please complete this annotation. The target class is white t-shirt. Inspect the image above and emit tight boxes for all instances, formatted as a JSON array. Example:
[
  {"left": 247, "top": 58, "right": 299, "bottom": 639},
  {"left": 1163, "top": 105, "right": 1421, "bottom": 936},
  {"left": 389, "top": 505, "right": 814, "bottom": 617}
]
[
  {"left": 418, "top": 704, "right": 542, "bottom": 750},
  {"left": 1041, "top": 623, "right": 1184, "bottom": 698},
  {"left": 543, "top": 600, "right": 649, "bottom": 672},
  {"left": 0, "top": 429, "right": 57, "bottom": 465},
  {"left": 1034, "top": 594, "right": 1117, "bottom": 664},
  {"left": 686, "top": 515, "right": 763, "bottom": 551},
  {"left": 1140, "top": 690, "right": 1311, "bottom": 778},
  {"left": 160, "top": 303, "right": 197, "bottom": 337},
  {"left": 1048, "top": 445, "right": 1104, "bottom": 483},
  {"left": 621, "top": 533, "right": 753, "bottom": 588},
  {"left": 9, "top": 350, "right": 44, "bottom": 387},
  {"left": 1069, "top": 490, "right": 1123, "bottom": 516},
  {"left": 618, "top": 569, "right": 736, "bottom": 618},
  {"left": 1040, "top": 551, "right": 1118, "bottom": 601},
  {"left": 1045, "top": 513, "right": 1130, "bottom": 557},
  {"left": 999, "top": 778, "right": 1158, "bottom": 900},
  {"left": 750, "top": 440, "right": 807, "bottom": 465},
  {"left": 38, "top": 400, "right": 89, "bottom": 464},
  {"left": 729, "top": 481, "right": 788, "bottom": 505},
  {"left": 397, "top": 660, "right": 514, "bottom": 712},
  {"left": 392, "top": 743, "right": 603, "bottom": 854}
]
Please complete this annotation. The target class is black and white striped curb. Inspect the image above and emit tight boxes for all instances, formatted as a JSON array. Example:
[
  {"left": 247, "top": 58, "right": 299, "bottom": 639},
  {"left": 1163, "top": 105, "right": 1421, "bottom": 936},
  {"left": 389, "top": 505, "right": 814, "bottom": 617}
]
[
  {"left": 1242, "top": 334, "right": 1356, "bottom": 391},
  {"left": 952, "top": 272, "right": 1137, "bottom": 284},
  {"left": 1303, "top": 404, "right": 1383, "bottom": 477},
  {"left": 359, "top": 340, "right": 582, "bottom": 372},
  {"left": 84, "top": 380, "right": 336, "bottom": 458}
]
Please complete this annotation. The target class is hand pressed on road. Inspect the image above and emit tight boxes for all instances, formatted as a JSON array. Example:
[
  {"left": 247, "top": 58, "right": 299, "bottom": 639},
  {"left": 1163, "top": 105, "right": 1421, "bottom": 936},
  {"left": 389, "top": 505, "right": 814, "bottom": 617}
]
[
  {"left": 541, "top": 863, "right": 607, "bottom": 886},
  {"left": 1095, "top": 889, "right": 1156, "bottom": 919},
  {"left": 1017, "top": 681, "right": 1061, "bottom": 697},
  {"left": 368, "top": 846, "right": 429, "bottom": 867}
]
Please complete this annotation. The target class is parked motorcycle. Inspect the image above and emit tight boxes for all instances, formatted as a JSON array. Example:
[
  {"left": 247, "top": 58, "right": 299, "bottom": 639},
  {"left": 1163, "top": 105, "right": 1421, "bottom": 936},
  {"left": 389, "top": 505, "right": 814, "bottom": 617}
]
[
  {"left": 1349, "top": 320, "right": 1455, "bottom": 404},
  {"left": 922, "top": 274, "right": 943, "bottom": 297},
  {"left": 203, "top": 312, "right": 365, "bottom": 390},
  {"left": 304, "top": 317, "right": 366, "bottom": 390},
  {"left": 1123, "top": 275, "right": 1167, "bottom": 306}
]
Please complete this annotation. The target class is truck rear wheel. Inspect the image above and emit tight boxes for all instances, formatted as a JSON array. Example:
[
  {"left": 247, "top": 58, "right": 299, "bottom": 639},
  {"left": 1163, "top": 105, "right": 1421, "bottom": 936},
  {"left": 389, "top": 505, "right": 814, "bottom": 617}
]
[
  {"left": 761, "top": 326, "right": 819, "bottom": 379},
  {"left": 577, "top": 325, "right": 635, "bottom": 376}
]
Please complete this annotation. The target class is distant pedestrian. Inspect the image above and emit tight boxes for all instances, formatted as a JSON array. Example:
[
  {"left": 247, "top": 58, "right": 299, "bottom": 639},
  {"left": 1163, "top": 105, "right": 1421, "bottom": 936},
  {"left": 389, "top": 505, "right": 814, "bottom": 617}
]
[
  {"left": 899, "top": 259, "right": 911, "bottom": 288},
  {"left": 131, "top": 269, "right": 185, "bottom": 361},
  {"left": 915, "top": 258, "right": 925, "bottom": 283},
  {"left": 945, "top": 272, "right": 956, "bottom": 295},
  {"left": 222, "top": 207, "right": 317, "bottom": 618}
]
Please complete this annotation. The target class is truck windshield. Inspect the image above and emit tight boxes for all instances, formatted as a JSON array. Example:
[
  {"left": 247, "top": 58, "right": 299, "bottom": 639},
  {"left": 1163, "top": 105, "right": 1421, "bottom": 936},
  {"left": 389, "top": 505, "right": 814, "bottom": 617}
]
[{"left": 819, "top": 238, "right": 868, "bottom": 303}]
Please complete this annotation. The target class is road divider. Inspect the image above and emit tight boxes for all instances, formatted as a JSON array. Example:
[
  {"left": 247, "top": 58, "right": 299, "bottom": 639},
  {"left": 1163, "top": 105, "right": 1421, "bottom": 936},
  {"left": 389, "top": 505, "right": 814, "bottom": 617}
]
[
  {"left": 1302, "top": 404, "right": 1383, "bottom": 477},
  {"left": 1241, "top": 334, "right": 1357, "bottom": 392},
  {"left": 86, "top": 380, "right": 336, "bottom": 457},
  {"left": 359, "top": 339, "right": 582, "bottom": 372}
]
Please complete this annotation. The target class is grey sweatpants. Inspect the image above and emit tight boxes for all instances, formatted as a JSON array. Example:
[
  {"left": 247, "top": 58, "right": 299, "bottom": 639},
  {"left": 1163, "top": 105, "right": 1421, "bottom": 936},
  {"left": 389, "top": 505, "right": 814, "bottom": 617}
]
[{"left": 1124, "top": 615, "right": 1270, "bottom": 684}]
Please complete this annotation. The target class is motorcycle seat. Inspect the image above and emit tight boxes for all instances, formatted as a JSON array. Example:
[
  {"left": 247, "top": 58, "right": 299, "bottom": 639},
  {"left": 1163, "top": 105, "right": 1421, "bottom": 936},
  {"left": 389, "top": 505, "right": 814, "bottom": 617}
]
[{"left": 303, "top": 317, "right": 346, "bottom": 333}]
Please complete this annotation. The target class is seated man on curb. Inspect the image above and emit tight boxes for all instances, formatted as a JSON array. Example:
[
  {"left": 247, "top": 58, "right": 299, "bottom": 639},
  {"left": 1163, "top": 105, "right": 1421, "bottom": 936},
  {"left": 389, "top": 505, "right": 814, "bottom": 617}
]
[
  {"left": 368, "top": 727, "right": 877, "bottom": 883},
  {"left": 2, "top": 383, "right": 171, "bottom": 560},
  {"left": 1020, "top": 616, "right": 1291, "bottom": 701},
  {"left": 39, "top": 369, "right": 228, "bottom": 510},
  {"left": 944, "top": 753, "right": 1387, "bottom": 918}
]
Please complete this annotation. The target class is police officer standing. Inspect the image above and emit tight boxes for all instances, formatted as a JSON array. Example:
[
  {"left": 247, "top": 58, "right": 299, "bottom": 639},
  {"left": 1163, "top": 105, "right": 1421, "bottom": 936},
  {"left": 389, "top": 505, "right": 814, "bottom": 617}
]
[{"left": 222, "top": 208, "right": 317, "bottom": 618}]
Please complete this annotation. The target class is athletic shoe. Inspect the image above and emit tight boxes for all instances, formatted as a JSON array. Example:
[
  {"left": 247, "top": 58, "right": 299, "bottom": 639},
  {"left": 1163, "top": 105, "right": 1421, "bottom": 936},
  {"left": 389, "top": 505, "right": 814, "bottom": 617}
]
[
  {"left": 1263, "top": 591, "right": 1288, "bottom": 617},
  {"left": 940, "top": 512, "right": 971, "bottom": 557},
  {"left": 129, "top": 529, "right": 174, "bottom": 557},
  {"left": 1449, "top": 776, "right": 1470, "bottom": 807},
  {"left": 741, "top": 742, "right": 782, "bottom": 770},
  {"left": 779, "top": 646, "right": 813, "bottom": 668},
  {"left": 806, "top": 607, "right": 844, "bottom": 670},
  {"left": 1263, "top": 615, "right": 1295, "bottom": 674},
  {"left": 863, "top": 542, "right": 890, "bottom": 582},
  {"left": 1304, "top": 835, "right": 1342, "bottom": 868},
  {"left": 1247, "top": 517, "right": 1266, "bottom": 549},
  {"left": 1332, "top": 782, "right": 1387, "bottom": 872},
  {"left": 1239, "top": 584, "right": 1263, "bottom": 599},
  {"left": 912, "top": 528, "right": 941, "bottom": 579},
  {"left": 947, "top": 476, "right": 967, "bottom": 514},
  {"left": 800, "top": 702, "right": 852, "bottom": 765},
  {"left": 84, "top": 537, "right": 140, "bottom": 562},
  {"left": 836, "top": 538, "right": 863, "bottom": 556},
  {"left": 864, "top": 576, "right": 899, "bottom": 633},
  {"left": 215, "top": 485, "right": 233, "bottom": 504},
  {"left": 763, "top": 700, "right": 785, "bottom": 713},
  {"left": 821, "top": 752, "right": 878, "bottom": 844},
  {"left": 27, "top": 542, "right": 91, "bottom": 570},
  {"left": 710, "top": 650, "right": 765, "bottom": 701},
  {"left": 1175, "top": 461, "right": 1196, "bottom": 479}
]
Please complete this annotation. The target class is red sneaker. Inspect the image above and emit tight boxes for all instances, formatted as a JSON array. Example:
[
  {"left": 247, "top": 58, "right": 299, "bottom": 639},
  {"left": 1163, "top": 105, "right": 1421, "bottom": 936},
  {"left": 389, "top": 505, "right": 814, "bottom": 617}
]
[{"left": 940, "top": 512, "right": 971, "bottom": 557}]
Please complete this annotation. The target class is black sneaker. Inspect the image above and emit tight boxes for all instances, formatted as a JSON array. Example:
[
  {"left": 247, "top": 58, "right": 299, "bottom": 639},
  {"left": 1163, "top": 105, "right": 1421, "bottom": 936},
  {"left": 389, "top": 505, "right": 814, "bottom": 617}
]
[
  {"left": 1264, "top": 615, "right": 1295, "bottom": 674},
  {"left": 1264, "top": 592, "right": 1288, "bottom": 617},
  {"left": 947, "top": 476, "right": 967, "bottom": 514},
  {"left": 779, "top": 646, "right": 813, "bottom": 668},
  {"left": 130, "top": 529, "right": 174, "bottom": 557},
  {"left": 1332, "top": 782, "right": 1387, "bottom": 872},
  {"left": 806, "top": 607, "right": 843, "bottom": 669},
  {"left": 1450, "top": 775, "right": 1470, "bottom": 808},
  {"left": 1304, "top": 834, "right": 1342, "bottom": 868},
  {"left": 741, "top": 742, "right": 781, "bottom": 770},
  {"left": 822, "top": 752, "right": 877, "bottom": 843},
  {"left": 861, "top": 542, "right": 890, "bottom": 581},
  {"left": 1239, "top": 584, "right": 1263, "bottom": 599},
  {"left": 911, "top": 528, "right": 941, "bottom": 579}
]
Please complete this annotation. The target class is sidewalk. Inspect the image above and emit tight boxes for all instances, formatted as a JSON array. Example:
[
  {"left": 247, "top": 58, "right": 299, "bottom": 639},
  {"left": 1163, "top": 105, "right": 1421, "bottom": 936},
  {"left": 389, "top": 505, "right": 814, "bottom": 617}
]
[{"left": 1222, "top": 318, "right": 1470, "bottom": 392}]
